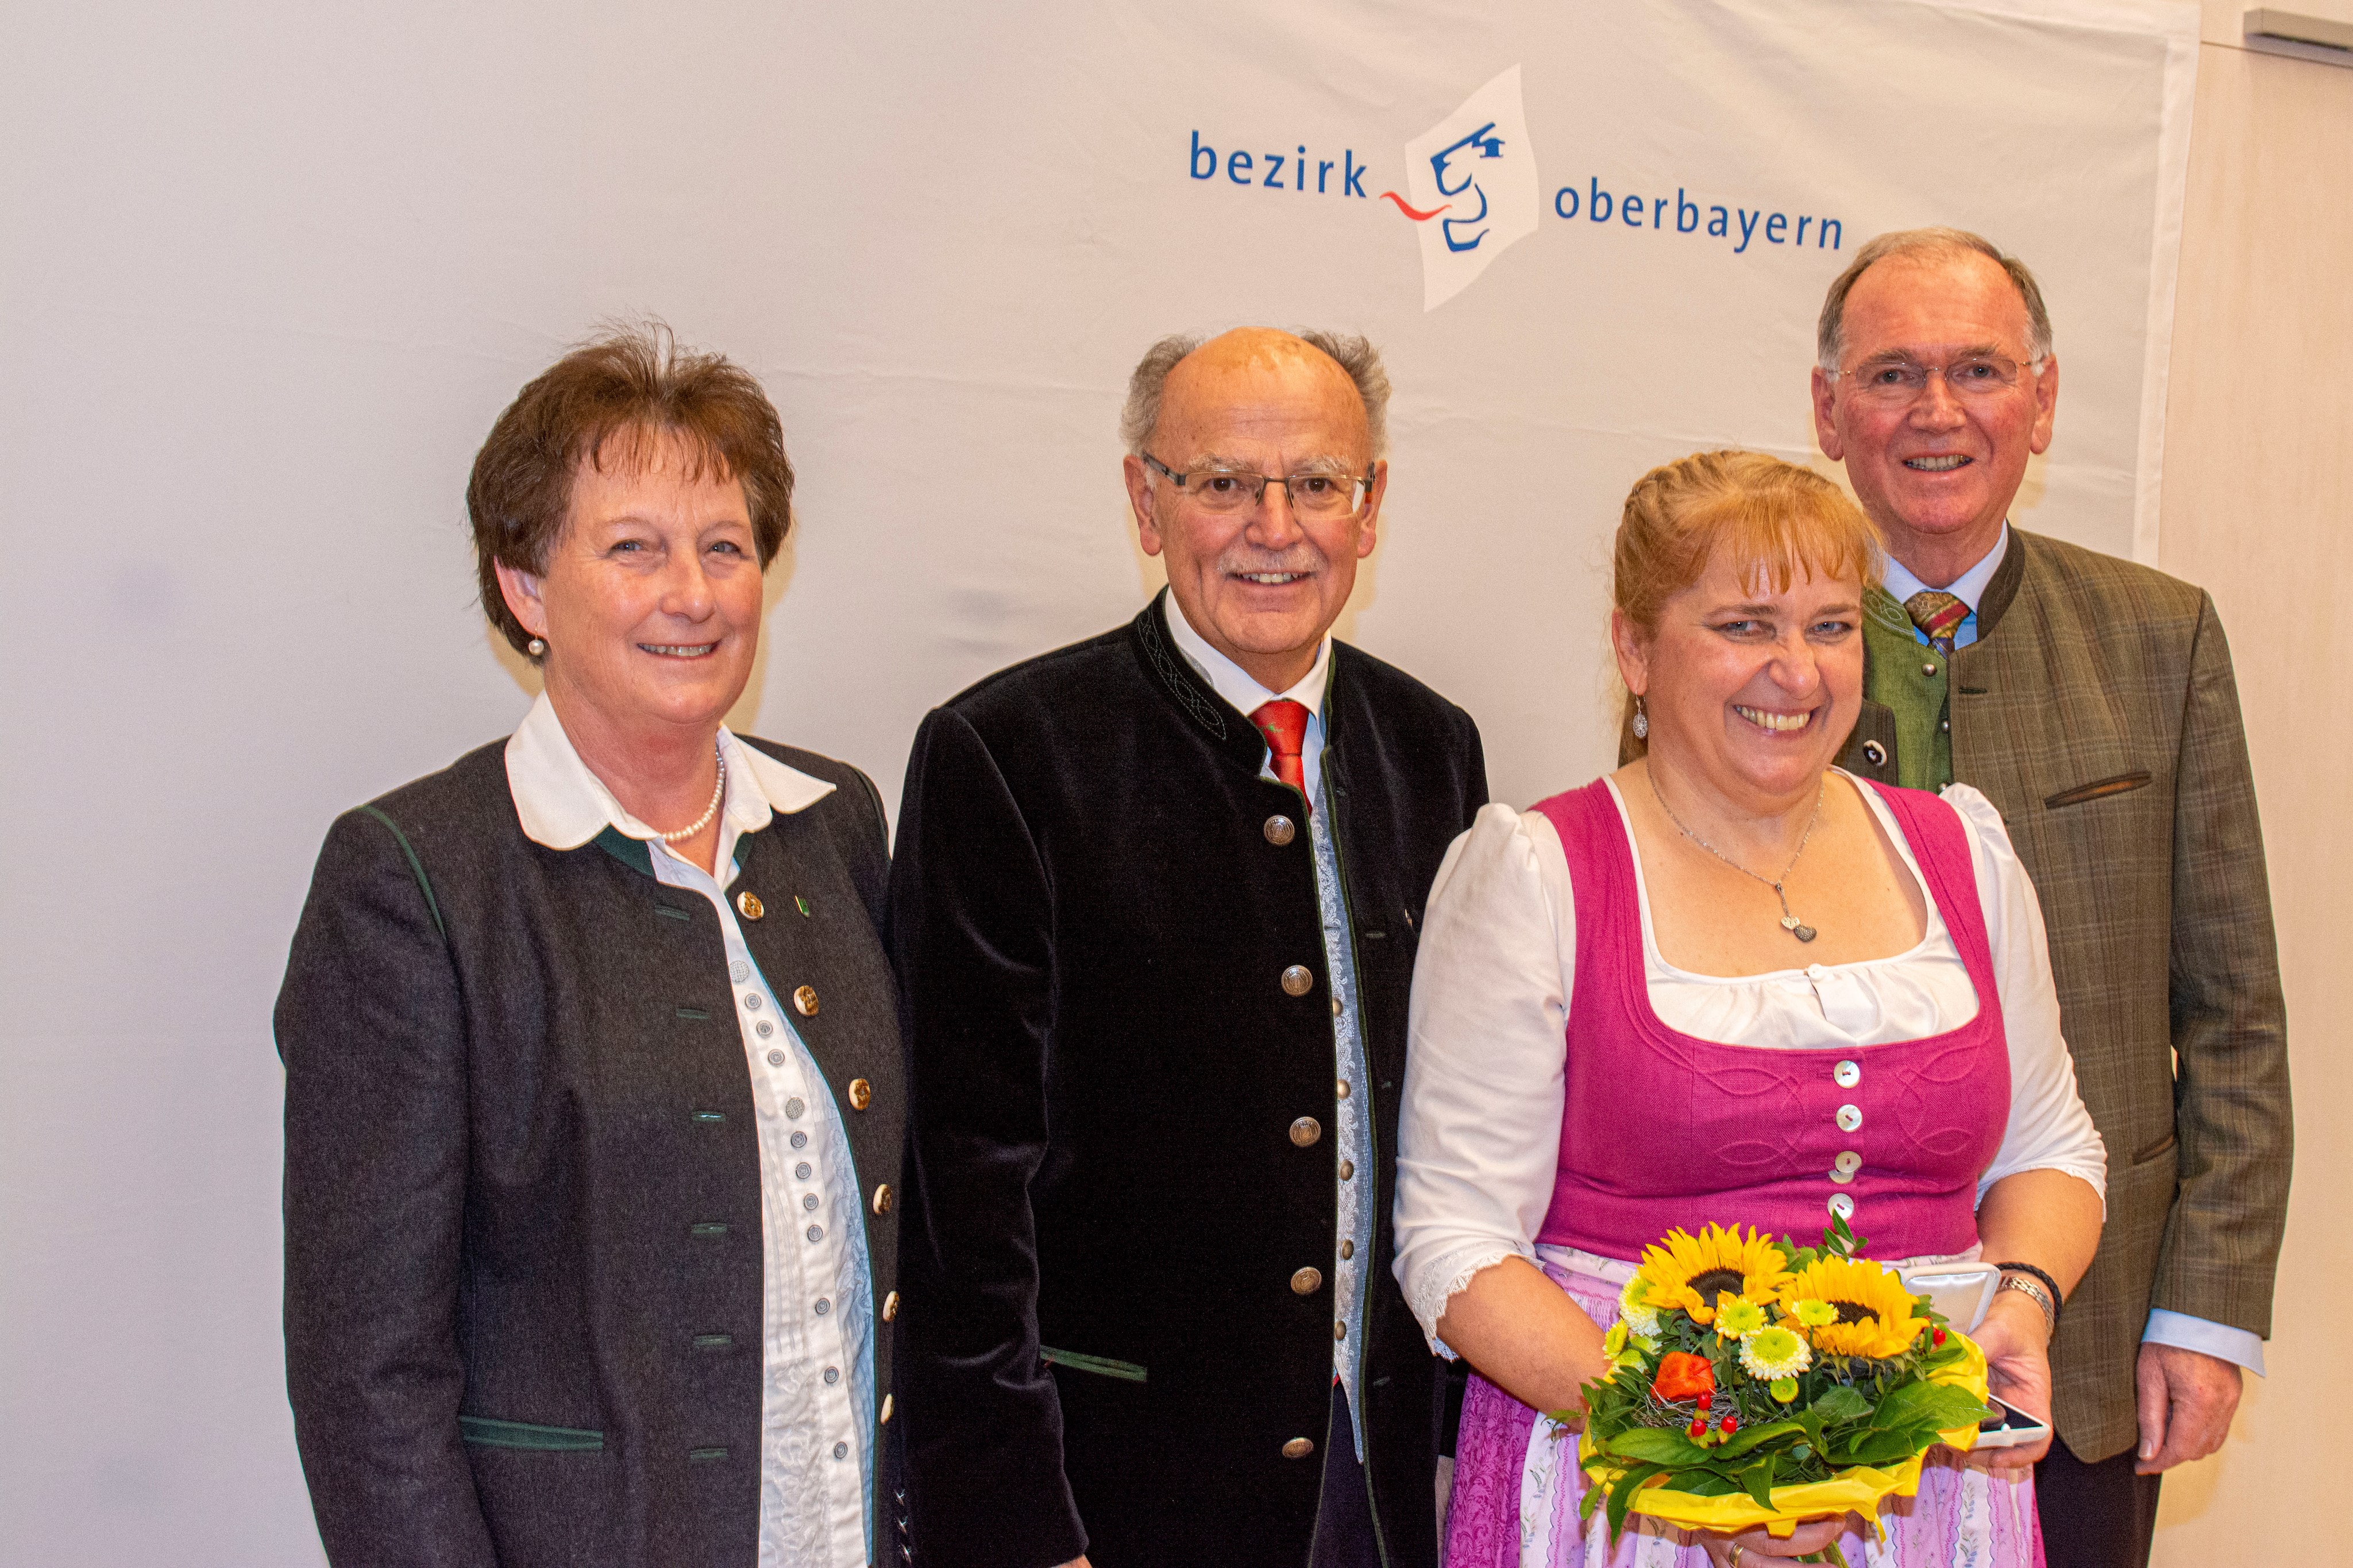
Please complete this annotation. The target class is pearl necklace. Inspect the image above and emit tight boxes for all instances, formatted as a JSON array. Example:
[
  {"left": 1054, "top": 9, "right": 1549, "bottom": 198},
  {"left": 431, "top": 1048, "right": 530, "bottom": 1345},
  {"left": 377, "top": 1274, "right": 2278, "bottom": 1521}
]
[
  {"left": 658, "top": 743, "right": 727, "bottom": 843},
  {"left": 1646, "top": 767, "right": 1826, "bottom": 942}
]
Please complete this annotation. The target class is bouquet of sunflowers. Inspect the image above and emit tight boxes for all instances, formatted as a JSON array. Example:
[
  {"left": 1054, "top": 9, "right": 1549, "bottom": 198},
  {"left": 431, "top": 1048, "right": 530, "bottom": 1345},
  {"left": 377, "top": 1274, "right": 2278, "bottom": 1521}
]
[{"left": 1567, "top": 1217, "right": 1992, "bottom": 1567}]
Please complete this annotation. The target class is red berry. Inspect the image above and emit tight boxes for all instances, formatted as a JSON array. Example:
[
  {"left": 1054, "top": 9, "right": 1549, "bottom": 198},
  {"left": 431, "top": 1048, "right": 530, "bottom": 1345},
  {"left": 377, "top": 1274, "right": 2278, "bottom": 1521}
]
[
  {"left": 1720, "top": 1415, "right": 1738, "bottom": 1434},
  {"left": 1697, "top": 1392, "right": 1714, "bottom": 1412},
  {"left": 1689, "top": 1418, "right": 1707, "bottom": 1439},
  {"left": 1933, "top": 1328, "right": 1947, "bottom": 1346}
]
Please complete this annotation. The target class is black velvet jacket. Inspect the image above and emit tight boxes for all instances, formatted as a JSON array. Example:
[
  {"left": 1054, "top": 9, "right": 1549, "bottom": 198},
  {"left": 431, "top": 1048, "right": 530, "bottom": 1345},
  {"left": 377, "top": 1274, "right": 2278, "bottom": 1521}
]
[
  {"left": 278, "top": 737, "right": 904, "bottom": 1567},
  {"left": 890, "top": 596, "right": 1487, "bottom": 1568}
]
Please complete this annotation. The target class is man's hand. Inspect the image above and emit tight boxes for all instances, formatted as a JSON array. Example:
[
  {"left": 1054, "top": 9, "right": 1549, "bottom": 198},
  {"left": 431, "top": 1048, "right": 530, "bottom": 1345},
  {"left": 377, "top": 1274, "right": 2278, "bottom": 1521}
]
[
  {"left": 1968, "top": 1290, "right": 2055, "bottom": 1469},
  {"left": 2135, "top": 1342, "right": 2242, "bottom": 1474}
]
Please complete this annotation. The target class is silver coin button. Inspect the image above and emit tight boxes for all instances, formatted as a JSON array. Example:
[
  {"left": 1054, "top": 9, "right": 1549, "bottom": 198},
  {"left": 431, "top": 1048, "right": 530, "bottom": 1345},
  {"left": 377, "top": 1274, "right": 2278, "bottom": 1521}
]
[
  {"left": 790, "top": 1131, "right": 808, "bottom": 1149},
  {"left": 786, "top": 1098, "right": 805, "bottom": 1119},
  {"left": 824, "top": 1366, "right": 840, "bottom": 1385},
  {"left": 766, "top": 1049, "right": 786, "bottom": 1067},
  {"left": 796, "top": 1162, "right": 813, "bottom": 1180},
  {"left": 730, "top": 961, "right": 750, "bottom": 983},
  {"left": 807, "top": 1224, "right": 824, "bottom": 1243},
  {"left": 814, "top": 1297, "right": 831, "bottom": 1316},
  {"left": 743, "top": 992, "right": 761, "bottom": 1011},
  {"left": 833, "top": 1442, "right": 848, "bottom": 1460},
  {"left": 803, "top": 1193, "right": 820, "bottom": 1212}
]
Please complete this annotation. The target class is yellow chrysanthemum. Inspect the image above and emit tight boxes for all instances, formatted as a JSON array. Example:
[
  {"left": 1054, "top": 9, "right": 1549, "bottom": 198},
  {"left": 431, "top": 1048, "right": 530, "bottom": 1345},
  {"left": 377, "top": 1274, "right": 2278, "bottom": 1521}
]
[
  {"left": 1737, "top": 1326, "right": 1813, "bottom": 1379},
  {"left": 1714, "top": 1296, "right": 1768, "bottom": 1338},
  {"left": 1782, "top": 1256, "right": 1928, "bottom": 1358},
  {"left": 1630, "top": 1225, "right": 1795, "bottom": 1326},
  {"left": 1617, "top": 1275, "right": 1662, "bottom": 1336}
]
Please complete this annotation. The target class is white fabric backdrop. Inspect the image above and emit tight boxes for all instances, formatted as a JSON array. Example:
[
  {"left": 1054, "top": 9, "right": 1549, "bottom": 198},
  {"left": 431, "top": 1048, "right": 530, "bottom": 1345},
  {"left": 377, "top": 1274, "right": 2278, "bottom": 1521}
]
[{"left": 0, "top": 1, "right": 2194, "bottom": 1559}]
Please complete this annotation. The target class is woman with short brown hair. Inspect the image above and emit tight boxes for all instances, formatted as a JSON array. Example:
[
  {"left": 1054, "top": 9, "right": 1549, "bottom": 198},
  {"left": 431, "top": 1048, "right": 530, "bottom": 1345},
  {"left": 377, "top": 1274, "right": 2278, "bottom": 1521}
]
[{"left": 279, "top": 325, "right": 903, "bottom": 1567}]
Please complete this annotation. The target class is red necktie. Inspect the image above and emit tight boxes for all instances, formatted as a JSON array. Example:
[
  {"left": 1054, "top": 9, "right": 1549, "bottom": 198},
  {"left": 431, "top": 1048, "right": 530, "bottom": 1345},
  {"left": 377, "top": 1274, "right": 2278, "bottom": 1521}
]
[{"left": 1252, "top": 700, "right": 1311, "bottom": 804}]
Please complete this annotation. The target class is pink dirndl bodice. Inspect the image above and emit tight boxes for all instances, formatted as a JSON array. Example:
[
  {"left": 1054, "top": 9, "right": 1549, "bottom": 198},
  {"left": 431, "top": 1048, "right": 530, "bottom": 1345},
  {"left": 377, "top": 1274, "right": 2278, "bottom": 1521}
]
[
  {"left": 1441, "top": 778, "right": 2042, "bottom": 1568},
  {"left": 1534, "top": 777, "right": 2009, "bottom": 1261}
]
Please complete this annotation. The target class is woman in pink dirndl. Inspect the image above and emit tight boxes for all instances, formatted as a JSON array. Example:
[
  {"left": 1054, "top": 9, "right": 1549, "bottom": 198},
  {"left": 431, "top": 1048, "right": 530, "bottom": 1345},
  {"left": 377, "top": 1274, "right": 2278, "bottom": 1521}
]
[{"left": 1394, "top": 453, "right": 2106, "bottom": 1567}]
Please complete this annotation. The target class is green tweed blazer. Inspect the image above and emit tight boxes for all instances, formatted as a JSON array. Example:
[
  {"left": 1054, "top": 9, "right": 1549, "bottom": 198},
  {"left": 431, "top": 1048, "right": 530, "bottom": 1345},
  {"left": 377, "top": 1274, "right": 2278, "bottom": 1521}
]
[{"left": 1837, "top": 528, "right": 2292, "bottom": 1462}]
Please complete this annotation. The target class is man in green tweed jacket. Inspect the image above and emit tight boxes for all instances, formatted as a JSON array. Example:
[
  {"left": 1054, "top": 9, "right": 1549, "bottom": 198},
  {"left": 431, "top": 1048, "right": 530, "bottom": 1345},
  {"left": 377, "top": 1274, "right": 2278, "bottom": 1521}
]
[{"left": 1811, "top": 228, "right": 2291, "bottom": 1568}]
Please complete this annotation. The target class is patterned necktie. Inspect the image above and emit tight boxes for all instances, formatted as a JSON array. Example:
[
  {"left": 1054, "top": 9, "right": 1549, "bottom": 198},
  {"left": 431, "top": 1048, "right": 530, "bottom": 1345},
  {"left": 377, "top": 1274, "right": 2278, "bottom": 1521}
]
[
  {"left": 1904, "top": 590, "right": 1970, "bottom": 658},
  {"left": 1252, "top": 699, "right": 1312, "bottom": 805}
]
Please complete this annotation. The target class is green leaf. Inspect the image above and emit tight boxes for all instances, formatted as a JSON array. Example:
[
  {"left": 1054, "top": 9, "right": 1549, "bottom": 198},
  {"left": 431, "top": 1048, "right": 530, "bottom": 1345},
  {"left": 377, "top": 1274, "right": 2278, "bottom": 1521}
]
[
  {"left": 1812, "top": 1385, "right": 1872, "bottom": 1423},
  {"left": 1606, "top": 1427, "right": 1713, "bottom": 1466},
  {"left": 1714, "top": 1419, "right": 1805, "bottom": 1461},
  {"left": 1828, "top": 1428, "right": 1922, "bottom": 1468},
  {"left": 1872, "top": 1380, "right": 1992, "bottom": 1434},
  {"left": 1603, "top": 1461, "right": 1665, "bottom": 1539},
  {"left": 1738, "top": 1454, "right": 1778, "bottom": 1509}
]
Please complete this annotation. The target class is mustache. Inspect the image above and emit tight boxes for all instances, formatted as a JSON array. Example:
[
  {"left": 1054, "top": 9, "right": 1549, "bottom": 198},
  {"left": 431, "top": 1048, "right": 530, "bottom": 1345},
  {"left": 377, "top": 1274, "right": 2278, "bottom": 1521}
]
[{"left": 1218, "top": 543, "right": 1328, "bottom": 576}]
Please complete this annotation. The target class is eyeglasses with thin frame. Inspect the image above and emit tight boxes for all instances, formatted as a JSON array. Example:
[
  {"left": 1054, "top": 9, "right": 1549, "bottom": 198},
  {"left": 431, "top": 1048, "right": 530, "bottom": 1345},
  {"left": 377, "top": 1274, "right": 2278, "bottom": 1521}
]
[
  {"left": 1827, "top": 352, "right": 2045, "bottom": 409},
  {"left": 1141, "top": 453, "right": 1375, "bottom": 517}
]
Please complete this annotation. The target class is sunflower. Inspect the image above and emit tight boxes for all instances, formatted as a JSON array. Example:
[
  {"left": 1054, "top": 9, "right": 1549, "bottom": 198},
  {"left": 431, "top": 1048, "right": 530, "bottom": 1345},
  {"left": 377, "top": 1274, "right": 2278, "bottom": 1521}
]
[
  {"left": 1630, "top": 1225, "right": 1795, "bottom": 1326},
  {"left": 1781, "top": 1255, "right": 1928, "bottom": 1358}
]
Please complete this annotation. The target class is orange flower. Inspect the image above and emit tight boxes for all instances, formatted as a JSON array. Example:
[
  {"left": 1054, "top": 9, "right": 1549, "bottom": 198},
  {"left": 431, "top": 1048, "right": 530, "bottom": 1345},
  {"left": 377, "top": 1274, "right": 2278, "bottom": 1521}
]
[{"left": 1652, "top": 1351, "right": 1716, "bottom": 1402}]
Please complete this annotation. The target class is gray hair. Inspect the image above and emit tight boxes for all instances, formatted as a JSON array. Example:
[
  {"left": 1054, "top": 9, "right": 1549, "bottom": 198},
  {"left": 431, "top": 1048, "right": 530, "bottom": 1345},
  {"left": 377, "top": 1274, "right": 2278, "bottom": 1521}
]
[
  {"left": 1816, "top": 227, "right": 2053, "bottom": 373},
  {"left": 1118, "top": 329, "right": 1391, "bottom": 457}
]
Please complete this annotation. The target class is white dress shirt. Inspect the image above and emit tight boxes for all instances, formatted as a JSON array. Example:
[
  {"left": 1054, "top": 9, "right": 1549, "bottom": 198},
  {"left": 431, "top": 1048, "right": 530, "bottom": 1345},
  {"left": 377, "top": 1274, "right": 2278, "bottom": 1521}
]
[
  {"left": 1883, "top": 528, "right": 2268, "bottom": 1376},
  {"left": 504, "top": 693, "right": 878, "bottom": 1566},
  {"left": 1392, "top": 773, "right": 2109, "bottom": 1357},
  {"left": 1162, "top": 594, "right": 1376, "bottom": 1457}
]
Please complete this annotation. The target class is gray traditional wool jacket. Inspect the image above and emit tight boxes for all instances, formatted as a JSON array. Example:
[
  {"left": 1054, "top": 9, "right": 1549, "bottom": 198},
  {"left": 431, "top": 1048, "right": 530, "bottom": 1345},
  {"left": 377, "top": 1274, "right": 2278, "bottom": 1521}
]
[
  {"left": 1837, "top": 528, "right": 2291, "bottom": 1462},
  {"left": 277, "top": 735, "right": 904, "bottom": 1567}
]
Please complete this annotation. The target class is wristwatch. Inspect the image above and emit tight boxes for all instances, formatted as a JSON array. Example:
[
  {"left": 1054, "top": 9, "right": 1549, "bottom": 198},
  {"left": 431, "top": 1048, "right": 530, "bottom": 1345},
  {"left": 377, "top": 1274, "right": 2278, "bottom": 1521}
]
[{"left": 1995, "top": 1272, "right": 2057, "bottom": 1334}]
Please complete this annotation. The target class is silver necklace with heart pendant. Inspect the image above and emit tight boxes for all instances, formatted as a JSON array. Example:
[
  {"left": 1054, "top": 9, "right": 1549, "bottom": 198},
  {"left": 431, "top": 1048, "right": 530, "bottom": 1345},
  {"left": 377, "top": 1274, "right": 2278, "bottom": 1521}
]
[{"left": 1646, "top": 767, "right": 1824, "bottom": 942}]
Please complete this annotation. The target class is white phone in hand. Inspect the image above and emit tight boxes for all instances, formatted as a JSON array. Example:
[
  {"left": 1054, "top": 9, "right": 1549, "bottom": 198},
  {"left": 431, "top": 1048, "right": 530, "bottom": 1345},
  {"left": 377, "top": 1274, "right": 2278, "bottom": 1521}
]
[{"left": 1973, "top": 1396, "right": 2053, "bottom": 1450}]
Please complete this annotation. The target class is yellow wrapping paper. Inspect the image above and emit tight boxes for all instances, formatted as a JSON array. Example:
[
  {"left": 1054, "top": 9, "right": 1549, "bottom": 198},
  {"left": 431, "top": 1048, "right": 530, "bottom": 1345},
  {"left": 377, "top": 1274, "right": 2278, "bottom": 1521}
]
[{"left": 1578, "top": 1333, "right": 1989, "bottom": 1539}]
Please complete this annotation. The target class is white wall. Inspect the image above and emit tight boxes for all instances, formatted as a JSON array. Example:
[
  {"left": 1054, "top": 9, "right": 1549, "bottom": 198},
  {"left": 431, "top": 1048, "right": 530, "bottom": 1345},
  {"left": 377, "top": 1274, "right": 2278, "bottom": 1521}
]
[
  {"left": 2147, "top": 5, "right": 2353, "bottom": 1562},
  {"left": 0, "top": 2, "right": 2337, "bottom": 1562}
]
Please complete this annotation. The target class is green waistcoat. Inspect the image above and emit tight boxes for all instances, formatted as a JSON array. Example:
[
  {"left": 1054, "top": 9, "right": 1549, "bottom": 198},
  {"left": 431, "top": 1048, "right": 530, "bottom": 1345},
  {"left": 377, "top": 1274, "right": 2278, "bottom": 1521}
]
[{"left": 1861, "top": 584, "right": 1954, "bottom": 790}]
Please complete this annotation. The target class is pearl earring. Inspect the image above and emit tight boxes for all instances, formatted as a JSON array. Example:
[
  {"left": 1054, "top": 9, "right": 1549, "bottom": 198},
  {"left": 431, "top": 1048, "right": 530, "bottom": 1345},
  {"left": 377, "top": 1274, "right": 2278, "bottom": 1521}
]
[
  {"left": 1631, "top": 696, "right": 1649, "bottom": 740},
  {"left": 527, "top": 637, "right": 546, "bottom": 656}
]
